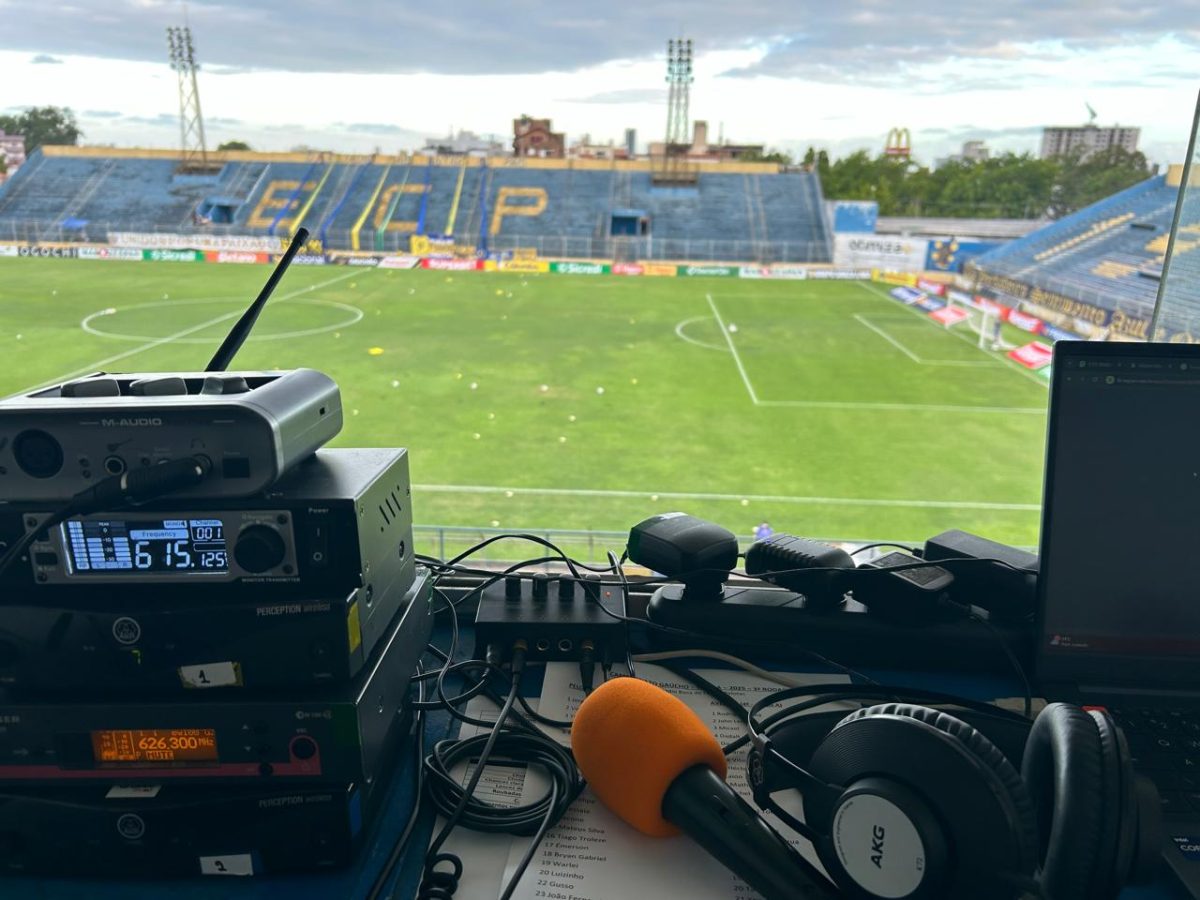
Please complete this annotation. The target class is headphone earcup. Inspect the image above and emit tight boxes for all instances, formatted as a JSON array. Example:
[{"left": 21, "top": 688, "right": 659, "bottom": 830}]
[
  {"left": 1020, "top": 703, "right": 1106, "bottom": 900},
  {"left": 806, "top": 703, "right": 1038, "bottom": 899}
]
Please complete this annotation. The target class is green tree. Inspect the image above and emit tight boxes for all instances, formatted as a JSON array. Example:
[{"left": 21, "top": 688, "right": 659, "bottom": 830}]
[
  {"left": 0, "top": 106, "right": 82, "bottom": 153},
  {"left": 740, "top": 148, "right": 793, "bottom": 165},
  {"left": 1050, "top": 148, "right": 1153, "bottom": 218},
  {"left": 217, "top": 140, "right": 252, "bottom": 151}
]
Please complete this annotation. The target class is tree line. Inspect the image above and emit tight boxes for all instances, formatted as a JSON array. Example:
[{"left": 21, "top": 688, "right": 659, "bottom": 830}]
[{"left": 798, "top": 146, "right": 1155, "bottom": 220}]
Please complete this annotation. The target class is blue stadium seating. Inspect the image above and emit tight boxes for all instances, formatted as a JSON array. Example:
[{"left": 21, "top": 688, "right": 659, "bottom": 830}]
[
  {"left": 972, "top": 175, "right": 1178, "bottom": 319},
  {"left": 0, "top": 149, "right": 833, "bottom": 262}
]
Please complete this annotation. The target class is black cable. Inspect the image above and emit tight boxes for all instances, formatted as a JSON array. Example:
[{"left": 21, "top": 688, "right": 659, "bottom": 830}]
[
  {"left": 365, "top": 664, "right": 428, "bottom": 900},
  {"left": 848, "top": 542, "right": 920, "bottom": 557},
  {"left": 968, "top": 610, "right": 1034, "bottom": 718},
  {"left": 658, "top": 663, "right": 752, "bottom": 755}
]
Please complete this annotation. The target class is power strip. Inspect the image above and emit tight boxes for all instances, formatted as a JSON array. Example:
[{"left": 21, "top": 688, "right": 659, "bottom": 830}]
[{"left": 473, "top": 573, "right": 627, "bottom": 665}]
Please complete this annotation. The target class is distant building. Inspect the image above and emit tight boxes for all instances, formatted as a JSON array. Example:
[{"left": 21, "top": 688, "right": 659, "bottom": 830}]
[
  {"left": 513, "top": 116, "right": 565, "bottom": 158},
  {"left": 647, "top": 121, "right": 765, "bottom": 162},
  {"left": 1041, "top": 124, "right": 1139, "bottom": 160},
  {"left": 568, "top": 134, "right": 629, "bottom": 160},
  {"left": 935, "top": 140, "right": 991, "bottom": 168},
  {"left": 624, "top": 128, "right": 637, "bottom": 158},
  {"left": 422, "top": 130, "right": 505, "bottom": 157},
  {"left": 0, "top": 130, "right": 26, "bottom": 181}
]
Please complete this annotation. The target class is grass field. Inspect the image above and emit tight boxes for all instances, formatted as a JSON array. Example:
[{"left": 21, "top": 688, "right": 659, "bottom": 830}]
[{"left": 0, "top": 257, "right": 1049, "bottom": 546}]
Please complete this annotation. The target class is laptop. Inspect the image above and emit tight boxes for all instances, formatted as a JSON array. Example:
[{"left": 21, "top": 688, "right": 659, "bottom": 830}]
[{"left": 1038, "top": 338, "right": 1200, "bottom": 896}]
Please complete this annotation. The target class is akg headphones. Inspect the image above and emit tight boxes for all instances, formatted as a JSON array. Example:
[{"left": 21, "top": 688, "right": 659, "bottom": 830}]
[{"left": 746, "top": 684, "right": 1163, "bottom": 900}]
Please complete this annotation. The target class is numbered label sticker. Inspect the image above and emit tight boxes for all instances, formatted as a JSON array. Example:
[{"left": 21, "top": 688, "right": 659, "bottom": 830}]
[
  {"left": 200, "top": 854, "right": 255, "bottom": 877},
  {"left": 178, "top": 662, "right": 241, "bottom": 689}
]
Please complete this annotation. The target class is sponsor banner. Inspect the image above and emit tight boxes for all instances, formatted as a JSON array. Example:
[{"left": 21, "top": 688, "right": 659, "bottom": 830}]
[
  {"left": 929, "top": 306, "right": 969, "bottom": 325},
  {"left": 551, "top": 261, "right": 610, "bottom": 275},
  {"left": 678, "top": 264, "right": 737, "bottom": 277},
  {"left": 768, "top": 265, "right": 809, "bottom": 280},
  {"left": 79, "top": 246, "right": 143, "bottom": 261},
  {"left": 205, "top": 250, "right": 268, "bottom": 265},
  {"left": 612, "top": 263, "right": 644, "bottom": 276},
  {"left": 889, "top": 286, "right": 923, "bottom": 305},
  {"left": 290, "top": 254, "right": 328, "bottom": 266},
  {"left": 808, "top": 268, "right": 871, "bottom": 280},
  {"left": 500, "top": 259, "right": 551, "bottom": 274},
  {"left": 19, "top": 245, "right": 78, "bottom": 258},
  {"left": 1043, "top": 325, "right": 1078, "bottom": 342},
  {"left": 421, "top": 257, "right": 483, "bottom": 271},
  {"left": 144, "top": 249, "right": 202, "bottom": 262},
  {"left": 925, "top": 237, "right": 1001, "bottom": 273},
  {"left": 874, "top": 269, "right": 918, "bottom": 288},
  {"left": 914, "top": 295, "right": 946, "bottom": 312},
  {"left": 947, "top": 288, "right": 973, "bottom": 306},
  {"left": 378, "top": 255, "right": 420, "bottom": 270},
  {"left": 642, "top": 263, "right": 677, "bottom": 277},
  {"left": 916, "top": 278, "right": 947, "bottom": 296},
  {"left": 0, "top": 244, "right": 18, "bottom": 257},
  {"left": 111, "top": 232, "right": 284, "bottom": 253},
  {"left": 736, "top": 265, "right": 810, "bottom": 280},
  {"left": 1007, "top": 310, "right": 1044, "bottom": 334},
  {"left": 1008, "top": 341, "right": 1054, "bottom": 369},
  {"left": 336, "top": 255, "right": 383, "bottom": 267},
  {"left": 836, "top": 234, "right": 929, "bottom": 271}
]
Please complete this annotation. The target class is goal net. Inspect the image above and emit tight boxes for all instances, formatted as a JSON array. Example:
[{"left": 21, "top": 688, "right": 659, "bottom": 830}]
[{"left": 944, "top": 294, "right": 1014, "bottom": 351}]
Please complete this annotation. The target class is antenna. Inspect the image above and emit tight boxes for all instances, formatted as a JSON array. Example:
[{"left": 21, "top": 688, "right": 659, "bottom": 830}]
[{"left": 205, "top": 228, "right": 309, "bottom": 372}]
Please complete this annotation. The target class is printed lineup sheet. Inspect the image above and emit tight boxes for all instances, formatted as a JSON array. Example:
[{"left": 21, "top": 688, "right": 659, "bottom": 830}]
[{"left": 435, "top": 663, "right": 848, "bottom": 899}]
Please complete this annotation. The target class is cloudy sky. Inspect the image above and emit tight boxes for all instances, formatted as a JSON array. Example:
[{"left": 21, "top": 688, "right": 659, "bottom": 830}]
[{"left": 1, "top": 1, "right": 1198, "bottom": 164}]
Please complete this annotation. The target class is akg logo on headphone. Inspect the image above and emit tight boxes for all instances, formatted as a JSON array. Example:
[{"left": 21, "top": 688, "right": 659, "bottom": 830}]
[
  {"left": 747, "top": 750, "right": 764, "bottom": 788},
  {"left": 871, "top": 824, "right": 886, "bottom": 868}
]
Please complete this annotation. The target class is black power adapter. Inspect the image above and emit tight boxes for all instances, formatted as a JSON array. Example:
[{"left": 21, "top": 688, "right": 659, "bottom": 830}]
[
  {"left": 852, "top": 551, "right": 957, "bottom": 623},
  {"left": 922, "top": 530, "right": 1038, "bottom": 621},
  {"left": 744, "top": 534, "right": 854, "bottom": 611}
]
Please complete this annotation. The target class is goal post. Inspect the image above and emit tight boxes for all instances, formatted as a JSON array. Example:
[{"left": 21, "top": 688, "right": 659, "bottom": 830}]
[{"left": 944, "top": 294, "right": 1012, "bottom": 351}]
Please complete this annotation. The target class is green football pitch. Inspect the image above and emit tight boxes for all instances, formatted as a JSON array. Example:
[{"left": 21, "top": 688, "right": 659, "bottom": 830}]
[{"left": 0, "top": 257, "right": 1049, "bottom": 546}]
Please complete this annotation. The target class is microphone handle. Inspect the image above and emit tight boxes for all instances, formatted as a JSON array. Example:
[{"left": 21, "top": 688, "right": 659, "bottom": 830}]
[{"left": 661, "top": 766, "right": 839, "bottom": 900}]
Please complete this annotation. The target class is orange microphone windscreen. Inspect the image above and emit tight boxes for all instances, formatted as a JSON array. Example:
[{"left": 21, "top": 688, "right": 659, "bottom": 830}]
[{"left": 571, "top": 677, "right": 727, "bottom": 837}]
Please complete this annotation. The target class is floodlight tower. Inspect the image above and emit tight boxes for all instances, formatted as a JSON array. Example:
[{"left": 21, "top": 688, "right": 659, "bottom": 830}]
[
  {"left": 656, "top": 38, "right": 696, "bottom": 185},
  {"left": 166, "top": 25, "right": 211, "bottom": 172}
]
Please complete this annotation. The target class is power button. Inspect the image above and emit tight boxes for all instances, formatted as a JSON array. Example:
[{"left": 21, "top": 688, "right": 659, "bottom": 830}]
[{"left": 309, "top": 524, "right": 329, "bottom": 569}]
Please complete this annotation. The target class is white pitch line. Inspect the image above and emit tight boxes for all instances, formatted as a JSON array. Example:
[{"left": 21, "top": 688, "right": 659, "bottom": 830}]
[
  {"left": 706, "top": 293, "right": 760, "bottom": 404},
  {"left": 853, "top": 314, "right": 997, "bottom": 368},
  {"left": 18, "top": 269, "right": 362, "bottom": 395},
  {"left": 415, "top": 483, "right": 1040, "bottom": 511},
  {"left": 674, "top": 316, "right": 728, "bottom": 352},
  {"left": 854, "top": 313, "right": 922, "bottom": 362},
  {"left": 756, "top": 399, "right": 1044, "bottom": 414},
  {"left": 856, "top": 281, "right": 1048, "bottom": 387}
]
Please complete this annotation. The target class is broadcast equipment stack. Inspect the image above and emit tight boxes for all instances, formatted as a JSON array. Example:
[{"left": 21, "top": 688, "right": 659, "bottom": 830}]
[{"left": 0, "top": 232, "right": 431, "bottom": 879}]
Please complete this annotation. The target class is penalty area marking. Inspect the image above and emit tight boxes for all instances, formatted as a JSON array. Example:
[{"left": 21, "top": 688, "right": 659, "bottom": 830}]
[
  {"left": 674, "top": 316, "right": 728, "bottom": 351},
  {"left": 853, "top": 314, "right": 999, "bottom": 368},
  {"left": 704, "top": 293, "right": 1043, "bottom": 414},
  {"left": 416, "top": 482, "right": 1040, "bottom": 512},
  {"left": 81, "top": 297, "right": 364, "bottom": 344}
]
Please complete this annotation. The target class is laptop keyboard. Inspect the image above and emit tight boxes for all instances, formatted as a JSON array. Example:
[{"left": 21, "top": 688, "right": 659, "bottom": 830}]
[{"left": 1111, "top": 708, "right": 1200, "bottom": 819}]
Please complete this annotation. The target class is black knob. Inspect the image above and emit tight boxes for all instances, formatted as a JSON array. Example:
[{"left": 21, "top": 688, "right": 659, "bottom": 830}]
[
  {"left": 234, "top": 525, "right": 287, "bottom": 573},
  {"left": 558, "top": 578, "right": 575, "bottom": 602},
  {"left": 531, "top": 573, "right": 551, "bottom": 601},
  {"left": 291, "top": 737, "right": 318, "bottom": 761},
  {"left": 13, "top": 430, "right": 64, "bottom": 479},
  {"left": 505, "top": 575, "right": 523, "bottom": 601}
]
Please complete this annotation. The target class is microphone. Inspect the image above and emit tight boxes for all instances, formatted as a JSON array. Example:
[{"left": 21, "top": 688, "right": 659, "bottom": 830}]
[{"left": 571, "top": 678, "right": 838, "bottom": 900}]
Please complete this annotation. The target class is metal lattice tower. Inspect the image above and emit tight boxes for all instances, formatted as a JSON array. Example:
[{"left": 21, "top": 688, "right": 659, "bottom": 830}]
[
  {"left": 166, "top": 25, "right": 211, "bottom": 172},
  {"left": 656, "top": 38, "right": 696, "bottom": 185},
  {"left": 665, "top": 38, "right": 693, "bottom": 148}
]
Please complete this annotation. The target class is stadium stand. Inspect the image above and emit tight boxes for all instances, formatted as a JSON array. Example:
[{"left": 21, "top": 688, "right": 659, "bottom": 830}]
[
  {"left": 0, "top": 148, "right": 833, "bottom": 263},
  {"left": 969, "top": 173, "right": 1181, "bottom": 336}
]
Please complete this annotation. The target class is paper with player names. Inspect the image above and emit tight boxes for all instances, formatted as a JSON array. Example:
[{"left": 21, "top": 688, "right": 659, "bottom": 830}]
[{"left": 450, "top": 662, "right": 848, "bottom": 900}]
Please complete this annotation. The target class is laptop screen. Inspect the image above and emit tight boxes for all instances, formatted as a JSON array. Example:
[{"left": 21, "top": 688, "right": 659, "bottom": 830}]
[{"left": 1038, "top": 340, "right": 1200, "bottom": 691}]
